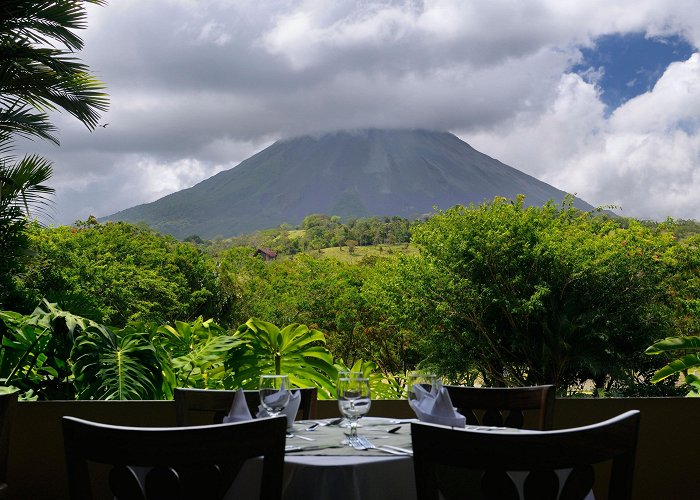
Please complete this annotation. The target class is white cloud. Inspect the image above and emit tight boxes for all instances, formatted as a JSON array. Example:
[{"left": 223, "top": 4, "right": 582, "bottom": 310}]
[
  {"left": 466, "top": 52, "right": 700, "bottom": 220},
  {"left": 18, "top": 0, "right": 700, "bottom": 225}
]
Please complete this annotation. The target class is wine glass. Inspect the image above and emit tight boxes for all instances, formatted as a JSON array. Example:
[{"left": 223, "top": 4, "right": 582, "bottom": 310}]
[
  {"left": 259, "top": 374, "right": 290, "bottom": 418},
  {"left": 406, "top": 371, "right": 438, "bottom": 404},
  {"left": 337, "top": 377, "right": 371, "bottom": 442},
  {"left": 337, "top": 371, "right": 363, "bottom": 427}
]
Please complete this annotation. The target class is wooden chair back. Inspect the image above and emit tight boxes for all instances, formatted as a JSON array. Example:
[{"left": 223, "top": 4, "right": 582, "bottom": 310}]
[
  {"left": 445, "top": 384, "right": 555, "bottom": 430},
  {"left": 411, "top": 410, "right": 640, "bottom": 500},
  {"left": 62, "top": 415, "right": 287, "bottom": 500},
  {"left": 0, "top": 391, "right": 17, "bottom": 499},
  {"left": 173, "top": 387, "right": 317, "bottom": 426}
]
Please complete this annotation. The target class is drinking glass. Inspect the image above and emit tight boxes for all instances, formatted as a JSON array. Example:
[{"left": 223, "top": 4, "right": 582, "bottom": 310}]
[
  {"left": 259, "top": 374, "right": 290, "bottom": 418},
  {"left": 337, "top": 371, "right": 363, "bottom": 427},
  {"left": 406, "top": 372, "right": 438, "bottom": 403},
  {"left": 337, "top": 377, "right": 371, "bottom": 442}
]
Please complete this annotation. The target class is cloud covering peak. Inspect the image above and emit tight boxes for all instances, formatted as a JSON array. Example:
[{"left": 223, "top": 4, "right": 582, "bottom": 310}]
[{"left": 21, "top": 0, "right": 700, "bottom": 225}]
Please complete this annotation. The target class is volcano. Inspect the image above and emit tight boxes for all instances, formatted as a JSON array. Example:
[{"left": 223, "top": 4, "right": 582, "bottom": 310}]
[{"left": 103, "top": 129, "right": 595, "bottom": 239}]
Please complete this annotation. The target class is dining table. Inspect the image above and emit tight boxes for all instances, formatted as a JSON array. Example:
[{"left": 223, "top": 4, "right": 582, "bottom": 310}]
[
  {"left": 227, "top": 416, "right": 417, "bottom": 500},
  {"left": 225, "top": 417, "right": 596, "bottom": 500}
]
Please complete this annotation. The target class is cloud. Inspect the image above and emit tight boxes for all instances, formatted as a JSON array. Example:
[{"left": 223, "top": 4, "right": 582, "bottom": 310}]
[
  {"left": 16, "top": 0, "right": 700, "bottom": 225},
  {"left": 467, "top": 53, "right": 700, "bottom": 219}
]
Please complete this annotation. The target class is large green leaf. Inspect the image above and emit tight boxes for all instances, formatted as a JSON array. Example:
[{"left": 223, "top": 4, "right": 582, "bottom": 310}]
[
  {"left": 226, "top": 318, "right": 337, "bottom": 396},
  {"left": 151, "top": 317, "right": 244, "bottom": 391},
  {"left": 72, "top": 324, "right": 163, "bottom": 400},
  {"left": 645, "top": 336, "right": 700, "bottom": 355},
  {"left": 650, "top": 354, "right": 700, "bottom": 383}
]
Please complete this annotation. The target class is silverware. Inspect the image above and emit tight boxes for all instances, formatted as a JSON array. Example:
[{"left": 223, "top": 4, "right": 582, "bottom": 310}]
[
  {"left": 365, "top": 426, "right": 402, "bottom": 434},
  {"left": 377, "top": 446, "right": 410, "bottom": 456},
  {"left": 287, "top": 432, "right": 315, "bottom": 441},
  {"left": 379, "top": 444, "right": 413, "bottom": 455},
  {"left": 285, "top": 444, "right": 342, "bottom": 453}
]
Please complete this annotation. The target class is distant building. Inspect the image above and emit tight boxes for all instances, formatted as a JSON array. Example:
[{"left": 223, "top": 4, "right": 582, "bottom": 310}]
[{"left": 253, "top": 247, "right": 278, "bottom": 261}]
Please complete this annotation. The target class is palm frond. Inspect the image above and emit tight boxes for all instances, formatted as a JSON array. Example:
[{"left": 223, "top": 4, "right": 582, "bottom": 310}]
[{"left": 0, "top": 153, "right": 55, "bottom": 221}]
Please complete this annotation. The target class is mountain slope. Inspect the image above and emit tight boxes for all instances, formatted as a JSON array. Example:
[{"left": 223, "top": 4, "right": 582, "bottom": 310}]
[{"left": 103, "top": 129, "right": 595, "bottom": 238}]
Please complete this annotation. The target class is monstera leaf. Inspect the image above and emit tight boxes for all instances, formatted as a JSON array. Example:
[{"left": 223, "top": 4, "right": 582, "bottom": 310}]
[
  {"left": 72, "top": 323, "right": 163, "bottom": 400},
  {"left": 226, "top": 319, "right": 337, "bottom": 396},
  {"left": 152, "top": 317, "right": 244, "bottom": 392}
]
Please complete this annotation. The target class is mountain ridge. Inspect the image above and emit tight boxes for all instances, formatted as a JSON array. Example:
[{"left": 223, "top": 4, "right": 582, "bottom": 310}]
[{"left": 103, "top": 129, "right": 595, "bottom": 238}]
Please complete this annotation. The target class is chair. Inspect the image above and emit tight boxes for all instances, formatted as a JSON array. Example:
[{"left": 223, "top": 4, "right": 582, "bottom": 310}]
[
  {"left": 173, "top": 387, "right": 318, "bottom": 426},
  {"left": 445, "top": 384, "right": 555, "bottom": 430},
  {"left": 0, "top": 391, "right": 17, "bottom": 499},
  {"left": 62, "top": 415, "right": 287, "bottom": 500},
  {"left": 411, "top": 410, "right": 640, "bottom": 500}
]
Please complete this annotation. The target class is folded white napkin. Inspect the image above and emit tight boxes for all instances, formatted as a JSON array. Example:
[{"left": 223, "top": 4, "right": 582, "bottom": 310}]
[
  {"left": 257, "top": 389, "right": 301, "bottom": 429},
  {"left": 222, "top": 389, "right": 253, "bottom": 423},
  {"left": 409, "top": 382, "right": 466, "bottom": 427}
]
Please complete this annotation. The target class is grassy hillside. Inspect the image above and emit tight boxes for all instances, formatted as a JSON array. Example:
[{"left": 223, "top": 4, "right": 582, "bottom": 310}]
[{"left": 307, "top": 243, "right": 419, "bottom": 263}]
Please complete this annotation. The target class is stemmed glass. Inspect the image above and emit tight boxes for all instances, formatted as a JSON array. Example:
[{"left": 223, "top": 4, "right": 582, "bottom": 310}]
[
  {"left": 259, "top": 374, "right": 290, "bottom": 418},
  {"left": 337, "top": 371, "right": 363, "bottom": 427},
  {"left": 337, "top": 377, "right": 371, "bottom": 443},
  {"left": 406, "top": 372, "right": 438, "bottom": 404}
]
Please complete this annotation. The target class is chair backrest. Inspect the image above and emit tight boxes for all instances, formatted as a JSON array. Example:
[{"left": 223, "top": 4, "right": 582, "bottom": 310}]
[
  {"left": 445, "top": 384, "right": 555, "bottom": 430},
  {"left": 173, "top": 387, "right": 318, "bottom": 426},
  {"left": 411, "top": 410, "right": 641, "bottom": 500},
  {"left": 0, "top": 391, "right": 17, "bottom": 498},
  {"left": 62, "top": 415, "right": 287, "bottom": 500}
]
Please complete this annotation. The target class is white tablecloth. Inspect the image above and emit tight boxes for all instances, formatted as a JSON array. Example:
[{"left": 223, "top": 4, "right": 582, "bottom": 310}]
[
  {"left": 225, "top": 418, "right": 593, "bottom": 500},
  {"left": 228, "top": 454, "right": 415, "bottom": 500}
]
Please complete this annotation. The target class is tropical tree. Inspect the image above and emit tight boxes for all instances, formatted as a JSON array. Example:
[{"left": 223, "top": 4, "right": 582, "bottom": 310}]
[
  {"left": 0, "top": 0, "right": 109, "bottom": 140},
  {"left": 366, "top": 196, "right": 683, "bottom": 393},
  {"left": 0, "top": 0, "right": 108, "bottom": 308},
  {"left": 17, "top": 219, "right": 225, "bottom": 326}
]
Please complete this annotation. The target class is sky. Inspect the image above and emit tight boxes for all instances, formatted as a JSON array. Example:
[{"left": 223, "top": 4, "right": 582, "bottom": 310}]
[{"left": 21, "top": 0, "right": 700, "bottom": 226}]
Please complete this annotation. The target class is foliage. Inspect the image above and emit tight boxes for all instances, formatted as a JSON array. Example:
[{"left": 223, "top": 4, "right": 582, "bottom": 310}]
[
  {"left": 0, "top": 0, "right": 108, "bottom": 309},
  {"left": 0, "top": 0, "right": 109, "bottom": 141},
  {"left": 333, "top": 358, "right": 403, "bottom": 400},
  {"left": 0, "top": 299, "right": 96, "bottom": 399},
  {"left": 646, "top": 335, "right": 700, "bottom": 396},
  {"left": 366, "top": 196, "right": 684, "bottom": 393},
  {"left": 226, "top": 319, "right": 337, "bottom": 398},
  {"left": 16, "top": 219, "right": 228, "bottom": 325},
  {"left": 72, "top": 322, "right": 163, "bottom": 400},
  {"left": 210, "top": 214, "right": 414, "bottom": 256},
  {"left": 152, "top": 317, "right": 244, "bottom": 396}
]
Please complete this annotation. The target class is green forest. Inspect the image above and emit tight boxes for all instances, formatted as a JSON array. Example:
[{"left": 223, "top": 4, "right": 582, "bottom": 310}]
[
  {"left": 2, "top": 1, "right": 700, "bottom": 402},
  {"left": 2, "top": 199, "right": 700, "bottom": 400}
]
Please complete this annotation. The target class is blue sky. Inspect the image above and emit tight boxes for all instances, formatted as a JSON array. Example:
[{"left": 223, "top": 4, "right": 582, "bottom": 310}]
[
  {"left": 573, "top": 33, "right": 695, "bottom": 112},
  {"left": 25, "top": 1, "right": 700, "bottom": 225}
]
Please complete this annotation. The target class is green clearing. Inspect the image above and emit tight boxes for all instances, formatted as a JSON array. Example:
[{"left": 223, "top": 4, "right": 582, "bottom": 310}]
[{"left": 307, "top": 243, "right": 419, "bottom": 263}]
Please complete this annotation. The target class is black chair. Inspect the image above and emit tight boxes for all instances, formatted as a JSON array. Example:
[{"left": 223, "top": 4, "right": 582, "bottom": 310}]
[
  {"left": 173, "top": 387, "right": 318, "bottom": 426},
  {"left": 411, "top": 410, "right": 641, "bottom": 500},
  {"left": 62, "top": 415, "right": 287, "bottom": 500},
  {"left": 445, "top": 384, "right": 555, "bottom": 430},
  {"left": 0, "top": 391, "right": 17, "bottom": 499}
]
